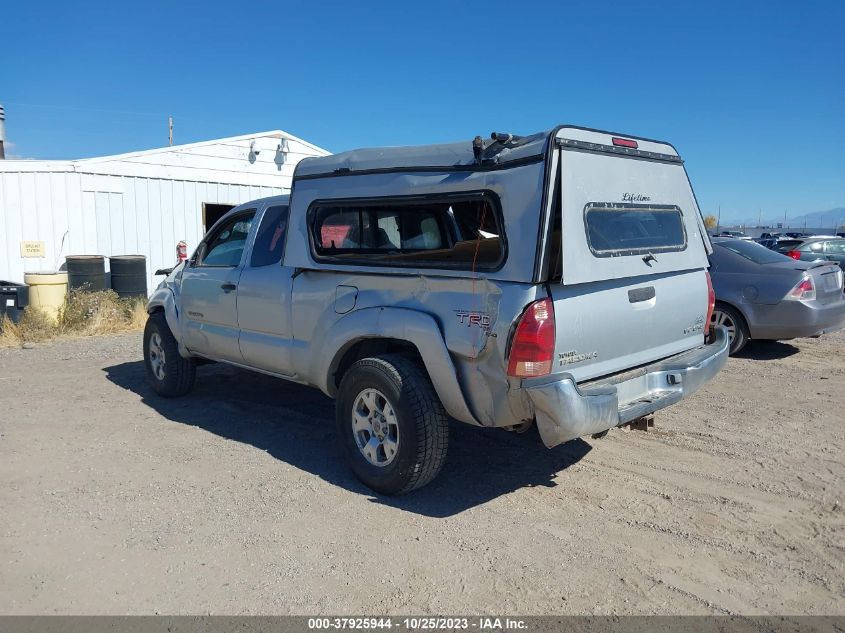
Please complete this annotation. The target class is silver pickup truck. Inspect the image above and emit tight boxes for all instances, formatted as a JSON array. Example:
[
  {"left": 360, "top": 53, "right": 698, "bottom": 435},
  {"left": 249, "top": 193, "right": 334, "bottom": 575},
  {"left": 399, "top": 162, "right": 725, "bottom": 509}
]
[{"left": 145, "top": 126, "right": 729, "bottom": 494}]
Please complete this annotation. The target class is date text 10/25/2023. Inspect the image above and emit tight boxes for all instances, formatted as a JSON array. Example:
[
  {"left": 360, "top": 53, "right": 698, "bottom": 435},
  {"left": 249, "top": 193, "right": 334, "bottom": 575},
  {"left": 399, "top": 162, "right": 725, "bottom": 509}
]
[{"left": 307, "top": 617, "right": 528, "bottom": 631}]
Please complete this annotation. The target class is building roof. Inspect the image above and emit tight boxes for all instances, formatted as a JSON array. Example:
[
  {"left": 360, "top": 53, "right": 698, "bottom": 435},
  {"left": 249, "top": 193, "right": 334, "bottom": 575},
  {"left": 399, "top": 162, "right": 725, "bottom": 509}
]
[
  {"left": 77, "top": 129, "right": 329, "bottom": 164},
  {"left": 0, "top": 129, "right": 329, "bottom": 171}
]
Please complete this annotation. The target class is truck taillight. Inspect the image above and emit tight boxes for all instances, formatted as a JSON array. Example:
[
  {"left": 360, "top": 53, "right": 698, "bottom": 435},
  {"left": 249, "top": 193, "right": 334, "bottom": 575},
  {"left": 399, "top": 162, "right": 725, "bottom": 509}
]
[
  {"left": 705, "top": 271, "right": 716, "bottom": 334},
  {"left": 786, "top": 250, "right": 801, "bottom": 260},
  {"left": 785, "top": 276, "right": 816, "bottom": 301},
  {"left": 507, "top": 298, "right": 555, "bottom": 378}
]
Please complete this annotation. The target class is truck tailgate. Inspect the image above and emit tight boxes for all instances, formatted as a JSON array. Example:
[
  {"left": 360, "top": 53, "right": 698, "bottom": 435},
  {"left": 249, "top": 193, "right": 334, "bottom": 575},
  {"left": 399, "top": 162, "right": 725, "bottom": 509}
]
[{"left": 548, "top": 129, "right": 712, "bottom": 381}]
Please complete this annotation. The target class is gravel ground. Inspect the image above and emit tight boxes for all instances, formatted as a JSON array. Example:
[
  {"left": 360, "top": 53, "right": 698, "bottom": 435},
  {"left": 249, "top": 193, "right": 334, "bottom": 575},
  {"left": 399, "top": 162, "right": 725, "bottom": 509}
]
[{"left": 0, "top": 330, "right": 843, "bottom": 615}]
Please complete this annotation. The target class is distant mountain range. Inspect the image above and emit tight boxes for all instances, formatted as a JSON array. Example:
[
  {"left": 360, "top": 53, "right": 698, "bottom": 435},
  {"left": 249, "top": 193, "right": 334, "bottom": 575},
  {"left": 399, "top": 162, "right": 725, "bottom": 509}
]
[
  {"left": 724, "top": 207, "right": 845, "bottom": 229},
  {"left": 779, "top": 207, "right": 845, "bottom": 229}
]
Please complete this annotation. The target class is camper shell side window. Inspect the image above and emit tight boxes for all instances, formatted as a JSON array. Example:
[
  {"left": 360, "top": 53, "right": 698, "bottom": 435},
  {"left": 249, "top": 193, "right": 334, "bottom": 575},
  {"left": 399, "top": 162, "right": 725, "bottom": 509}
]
[{"left": 307, "top": 191, "right": 507, "bottom": 271}]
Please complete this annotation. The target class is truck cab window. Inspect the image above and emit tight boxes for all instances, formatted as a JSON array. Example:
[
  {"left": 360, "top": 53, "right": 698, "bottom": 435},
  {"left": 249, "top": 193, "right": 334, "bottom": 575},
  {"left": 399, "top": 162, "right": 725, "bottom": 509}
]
[
  {"left": 199, "top": 212, "right": 255, "bottom": 267},
  {"left": 251, "top": 205, "right": 290, "bottom": 267}
]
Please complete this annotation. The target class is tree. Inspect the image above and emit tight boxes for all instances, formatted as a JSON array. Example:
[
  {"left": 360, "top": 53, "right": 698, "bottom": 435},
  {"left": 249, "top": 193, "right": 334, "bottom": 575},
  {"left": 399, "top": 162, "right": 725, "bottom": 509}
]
[{"left": 703, "top": 214, "right": 718, "bottom": 229}]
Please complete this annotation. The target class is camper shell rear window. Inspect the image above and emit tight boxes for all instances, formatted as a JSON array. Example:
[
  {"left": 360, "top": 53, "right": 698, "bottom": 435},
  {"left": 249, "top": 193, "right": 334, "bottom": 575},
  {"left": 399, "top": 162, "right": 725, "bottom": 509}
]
[
  {"left": 308, "top": 192, "right": 506, "bottom": 270},
  {"left": 584, "top": 203, "right": 687, "bottom": 257}
]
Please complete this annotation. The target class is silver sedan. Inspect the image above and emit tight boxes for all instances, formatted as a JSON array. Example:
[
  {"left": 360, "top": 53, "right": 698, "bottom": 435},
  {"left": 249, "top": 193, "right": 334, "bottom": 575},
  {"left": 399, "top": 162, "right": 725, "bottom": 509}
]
[{"left": 709, "top": 238, "right": 845, "bottom": 354}]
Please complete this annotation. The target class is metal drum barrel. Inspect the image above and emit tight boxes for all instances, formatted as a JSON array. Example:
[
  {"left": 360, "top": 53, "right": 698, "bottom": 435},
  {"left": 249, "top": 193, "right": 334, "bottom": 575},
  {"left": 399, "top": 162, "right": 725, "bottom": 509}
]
[
  {"left": 109, "top": 255, "right": 148, "bottom": 299},
  {"left": 66, "top": 255, "right": 107, "bottom": 291}
]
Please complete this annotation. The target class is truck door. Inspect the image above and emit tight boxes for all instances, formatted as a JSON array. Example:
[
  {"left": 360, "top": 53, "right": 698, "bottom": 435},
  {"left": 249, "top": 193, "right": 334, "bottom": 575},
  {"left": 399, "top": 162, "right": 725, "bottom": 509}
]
[
  {"left": 236, "top": 203, "right": 295, "bottom": 375},
  {"left": 180, "top": 210, "right": 256, "bottom": 362}
]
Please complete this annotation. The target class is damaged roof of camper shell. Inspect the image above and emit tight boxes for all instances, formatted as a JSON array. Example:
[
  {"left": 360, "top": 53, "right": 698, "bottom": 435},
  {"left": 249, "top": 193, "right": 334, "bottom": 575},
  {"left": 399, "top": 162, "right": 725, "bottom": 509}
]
[{"left": 293, "top": 127, "right": 681, "bottom": 179}]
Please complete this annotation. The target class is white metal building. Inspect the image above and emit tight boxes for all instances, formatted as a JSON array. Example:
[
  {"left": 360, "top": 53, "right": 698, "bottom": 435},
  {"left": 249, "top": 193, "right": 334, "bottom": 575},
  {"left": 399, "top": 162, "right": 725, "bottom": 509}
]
[{"left": 0, "top": 130, "right": 329, "bottom": 291}]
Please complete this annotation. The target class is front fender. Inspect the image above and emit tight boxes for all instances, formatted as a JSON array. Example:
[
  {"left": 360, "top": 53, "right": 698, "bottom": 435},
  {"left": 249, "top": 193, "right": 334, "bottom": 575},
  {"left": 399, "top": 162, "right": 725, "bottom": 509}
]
[
  {"left": 314, "top": 307, "right": 481, "bottom": 426},
  {"left": 146, "top": 287, "right": 188, "bottom": 357}
]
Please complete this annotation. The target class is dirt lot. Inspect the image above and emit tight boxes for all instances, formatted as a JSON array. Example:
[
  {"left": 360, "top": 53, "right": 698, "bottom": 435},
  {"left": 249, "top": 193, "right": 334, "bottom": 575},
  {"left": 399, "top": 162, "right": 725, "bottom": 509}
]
[{"left": 1, "top": 330, "right": 843, "bottom": 615}]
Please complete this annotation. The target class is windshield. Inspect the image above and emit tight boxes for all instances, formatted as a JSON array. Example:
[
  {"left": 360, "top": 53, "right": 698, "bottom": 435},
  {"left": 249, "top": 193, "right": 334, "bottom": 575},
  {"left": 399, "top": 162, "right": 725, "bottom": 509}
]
[{"left": 717, "top": 239, "right": 792, "bottom": 264}]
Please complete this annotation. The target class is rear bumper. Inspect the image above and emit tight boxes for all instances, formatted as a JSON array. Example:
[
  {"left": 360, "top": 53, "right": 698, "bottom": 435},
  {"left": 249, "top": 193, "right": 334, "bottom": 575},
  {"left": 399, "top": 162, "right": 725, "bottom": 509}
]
[
  {"left": 747, "top": 298, "right": 845, "bottom": 340},
  {"left": 523, "top": 326, "right": 730, "bottom": 448}
]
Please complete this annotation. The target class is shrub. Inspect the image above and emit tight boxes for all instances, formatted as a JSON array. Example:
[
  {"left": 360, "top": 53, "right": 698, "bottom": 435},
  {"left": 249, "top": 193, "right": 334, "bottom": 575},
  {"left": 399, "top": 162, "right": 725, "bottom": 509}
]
[{"left": 0, "top": 290, "right": 147, "bottom": 347}]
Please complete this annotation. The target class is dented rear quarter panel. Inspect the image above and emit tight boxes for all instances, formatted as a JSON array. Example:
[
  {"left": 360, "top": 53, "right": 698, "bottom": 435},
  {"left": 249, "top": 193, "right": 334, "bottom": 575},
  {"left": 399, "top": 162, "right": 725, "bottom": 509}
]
[{"left": 289, "top": 269, "right": 544, "bottom": 427}]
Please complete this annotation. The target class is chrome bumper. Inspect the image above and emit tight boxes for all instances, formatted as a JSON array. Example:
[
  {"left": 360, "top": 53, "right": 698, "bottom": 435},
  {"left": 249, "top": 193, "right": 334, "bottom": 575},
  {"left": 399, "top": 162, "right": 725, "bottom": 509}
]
[{"left": 523, "top": 326, "right": 730, "bottom": 448}]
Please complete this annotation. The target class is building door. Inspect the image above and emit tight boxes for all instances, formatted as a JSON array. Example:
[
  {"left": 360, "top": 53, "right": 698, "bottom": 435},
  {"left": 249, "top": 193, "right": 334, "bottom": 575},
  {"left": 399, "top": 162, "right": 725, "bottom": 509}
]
[{"left": 202, "top": 203, "right": 235, "bottom": 233}]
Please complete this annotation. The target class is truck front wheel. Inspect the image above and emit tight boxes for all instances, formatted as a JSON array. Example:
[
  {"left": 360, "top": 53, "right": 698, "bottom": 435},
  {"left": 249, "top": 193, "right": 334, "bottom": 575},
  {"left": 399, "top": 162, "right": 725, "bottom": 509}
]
[
  {"left": 336, "top": 355, "right": 449, "bottom": 495},
  {"left": 143, "top": 312, "right": 196, "bottom": 397}
]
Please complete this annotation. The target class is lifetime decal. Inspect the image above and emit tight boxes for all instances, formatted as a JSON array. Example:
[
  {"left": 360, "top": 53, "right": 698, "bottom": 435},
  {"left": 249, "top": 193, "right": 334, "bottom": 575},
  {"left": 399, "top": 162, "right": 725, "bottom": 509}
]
[{"left": 622, "top": 193, "right": 652, "bottom": 202}]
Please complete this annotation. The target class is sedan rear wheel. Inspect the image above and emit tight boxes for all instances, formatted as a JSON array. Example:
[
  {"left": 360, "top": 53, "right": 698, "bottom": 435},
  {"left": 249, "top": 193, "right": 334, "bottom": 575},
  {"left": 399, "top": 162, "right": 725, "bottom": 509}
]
[{"left": 711, "top": 303, "right": 749, "bottom": 355}]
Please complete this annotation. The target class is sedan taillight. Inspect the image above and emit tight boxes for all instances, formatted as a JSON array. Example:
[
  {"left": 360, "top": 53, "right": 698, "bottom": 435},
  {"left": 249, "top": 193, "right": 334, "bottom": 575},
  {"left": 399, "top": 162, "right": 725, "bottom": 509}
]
[
  {"left": 786, "top": 250, "right": 802, "bottom": 260},
  {"left": 784, "top": 276, "right": 816, "bottom": 301}
]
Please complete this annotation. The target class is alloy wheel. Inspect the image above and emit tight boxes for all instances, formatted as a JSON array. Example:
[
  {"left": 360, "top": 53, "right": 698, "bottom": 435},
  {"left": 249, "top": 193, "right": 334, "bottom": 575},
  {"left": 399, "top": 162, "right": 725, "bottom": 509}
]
[
  {"left": 148, "top": 332, "right": 167, "bottom": 381},
  {"left": 351, "top": 388, "right": 399, "bottom": 467},
  {"left": 710, "top": 309, "right": 736, "bottom": 344}
]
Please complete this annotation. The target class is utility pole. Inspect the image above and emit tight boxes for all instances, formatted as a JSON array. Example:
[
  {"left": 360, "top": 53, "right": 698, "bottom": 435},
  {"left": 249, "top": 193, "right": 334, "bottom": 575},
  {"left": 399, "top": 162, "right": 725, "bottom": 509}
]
[
  {"left": 0, "top": 103, "right": 6, "bottom": 160},
  {"left": 758, "top": 208, "right": 762, "bottom": 228},
  {"left": 783, "top": 210, "right": 787, "bottom": 228},
  {"left": 168, "top": 116, "right": 173, "bottom": 146},
  {"left": 717, "top": 204, "right": 721, "bottom": 232}
]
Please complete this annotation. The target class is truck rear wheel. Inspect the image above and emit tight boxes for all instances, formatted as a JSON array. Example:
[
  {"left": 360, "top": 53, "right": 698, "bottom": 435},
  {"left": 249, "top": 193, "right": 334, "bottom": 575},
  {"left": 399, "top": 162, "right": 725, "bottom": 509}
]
[
  {"left": 143, "top": 312, "right": 196, "bottom": 397},
  {"left": 336, "top": 354, "right": 448, "bottom": 495}
]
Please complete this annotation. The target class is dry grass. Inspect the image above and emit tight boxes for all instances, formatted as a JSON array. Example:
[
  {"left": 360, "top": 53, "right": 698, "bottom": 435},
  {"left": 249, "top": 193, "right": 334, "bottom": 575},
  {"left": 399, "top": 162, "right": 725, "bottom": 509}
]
[{"left": 0, "top": 289, "right": 148, "bottom": 348}]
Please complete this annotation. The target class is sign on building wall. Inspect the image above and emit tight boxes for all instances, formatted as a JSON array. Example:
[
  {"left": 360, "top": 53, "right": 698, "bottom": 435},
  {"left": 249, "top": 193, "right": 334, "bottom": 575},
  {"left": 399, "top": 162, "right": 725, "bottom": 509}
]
[{"left": 20, "top": 241, "right": 46, "bottom": 258}]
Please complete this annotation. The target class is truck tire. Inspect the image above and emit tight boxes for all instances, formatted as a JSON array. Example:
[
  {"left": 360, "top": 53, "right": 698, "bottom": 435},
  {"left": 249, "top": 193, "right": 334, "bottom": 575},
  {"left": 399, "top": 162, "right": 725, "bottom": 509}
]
[
  {"left": 336, "top": 354, "right": 449, "bottom": 495},
  {"left": 143, "top": 312, "right": 196, "bottom": 397},
  {"left": 711, "top": 302, "right": 749, "bottom": 355}
]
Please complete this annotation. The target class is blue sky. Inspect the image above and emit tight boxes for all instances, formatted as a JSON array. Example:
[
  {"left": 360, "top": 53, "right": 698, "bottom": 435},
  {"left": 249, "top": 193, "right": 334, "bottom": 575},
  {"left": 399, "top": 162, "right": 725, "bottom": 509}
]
[{"left": 2, "top": 0, "right": 843, "bottom": 225}]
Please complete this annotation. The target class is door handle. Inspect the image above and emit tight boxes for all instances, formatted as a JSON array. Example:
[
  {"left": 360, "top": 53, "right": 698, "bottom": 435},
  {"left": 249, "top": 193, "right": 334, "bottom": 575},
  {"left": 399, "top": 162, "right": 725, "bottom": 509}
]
[
  {"left": 221, "top": 283, "right": 237, "bottom": 292},
  {"left": 628, "top": 286, "right": 656, "bottom": 303}
]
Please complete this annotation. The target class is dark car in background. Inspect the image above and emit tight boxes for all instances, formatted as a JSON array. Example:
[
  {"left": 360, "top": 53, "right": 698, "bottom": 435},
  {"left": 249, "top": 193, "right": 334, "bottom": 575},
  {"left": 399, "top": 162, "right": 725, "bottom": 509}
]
[
  {"left": 709, "top": 238, "right": 845, "bottom": 354},
  {"left": 775, "top": 237, "right": 845, "bottom": 271},
  {"left": 713, "top": 230, "right": 752, "bottom": 240},
  {"left": 757, "top": 236, "right": 790, "bottom": 251}
]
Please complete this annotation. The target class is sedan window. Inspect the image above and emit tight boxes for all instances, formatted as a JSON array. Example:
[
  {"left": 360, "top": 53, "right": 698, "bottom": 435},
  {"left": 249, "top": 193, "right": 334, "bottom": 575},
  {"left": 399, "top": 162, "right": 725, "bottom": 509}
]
[
  {"left": 716, "top": 239, "right": 792, "bottom": 264},
  {"left": 824, "top": 240, "right": 845, "bottom": 254},
  {"left": 775, "top": 240, "right": 802, "bottom": 252}
]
